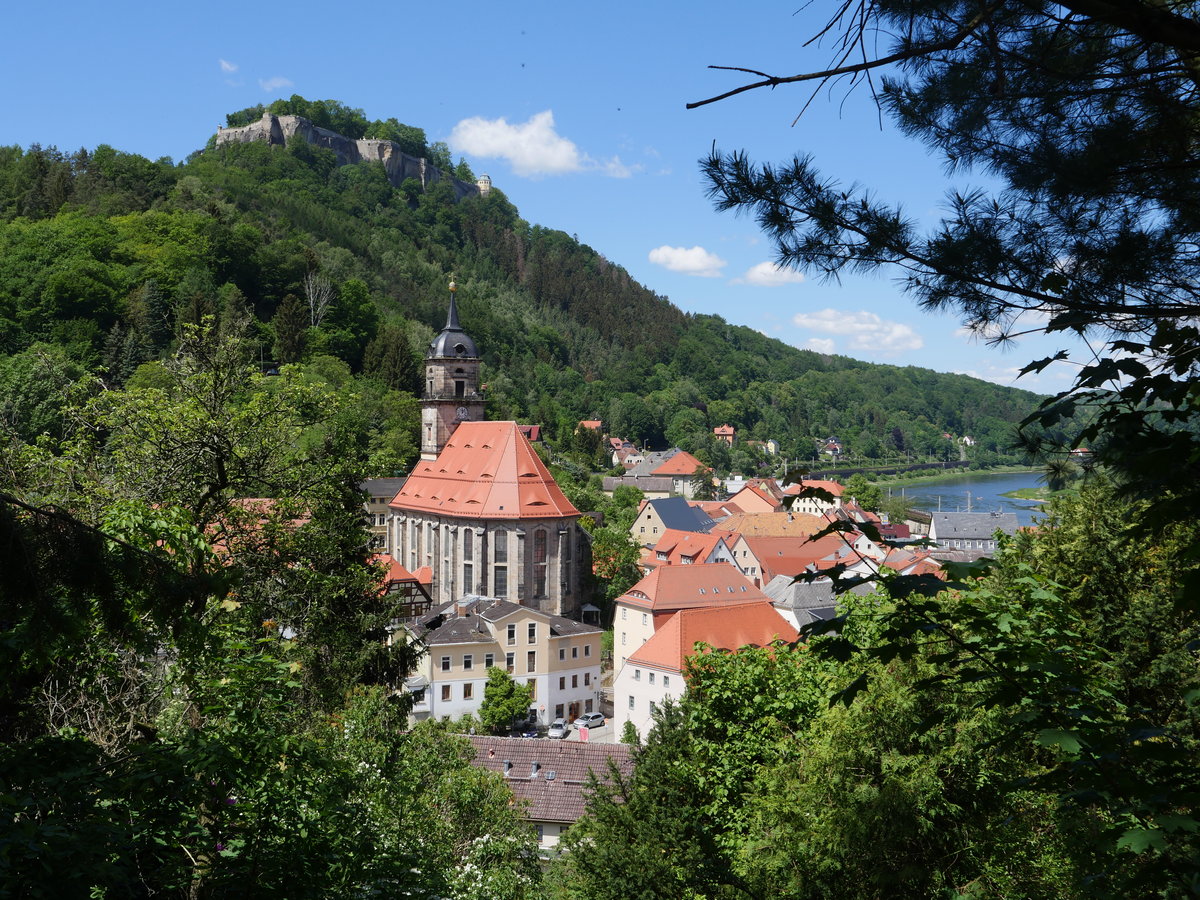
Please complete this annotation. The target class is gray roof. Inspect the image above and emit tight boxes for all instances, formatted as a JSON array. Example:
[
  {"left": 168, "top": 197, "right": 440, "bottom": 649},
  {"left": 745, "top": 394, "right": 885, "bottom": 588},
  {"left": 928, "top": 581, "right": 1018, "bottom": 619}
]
[
  {"left": 465, "top": 735, "right": 634, "bottom": 824},
  {"left": 361, "top": 477, "right": 407, "bottom": 498},
  {"left": 626, "top": 448, "right": 684, "bottom": 477},
  {"left": 413, "top": 595, "right": 601, "bottom": 646},
  {"left": 763, "top": 574, "right": 872, "bottom": 628},
  {"left": 931, "top": 511, "right": 1019, "bottom": 541},
  {"left": 603, "top": 475, "right": 674, "bottom": 493},
  {"left": 645, "top": 496, "right": 715, "bottom": 533},
  {"left": 427, "top": 293, "right": 479, "bottom": 359}
]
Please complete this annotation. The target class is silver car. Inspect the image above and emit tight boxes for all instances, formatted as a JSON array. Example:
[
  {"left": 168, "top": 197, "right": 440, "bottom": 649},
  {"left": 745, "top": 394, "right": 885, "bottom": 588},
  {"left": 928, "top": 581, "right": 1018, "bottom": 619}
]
[{"left": 547, "top": 718, "right": 570, "bottom": 739}]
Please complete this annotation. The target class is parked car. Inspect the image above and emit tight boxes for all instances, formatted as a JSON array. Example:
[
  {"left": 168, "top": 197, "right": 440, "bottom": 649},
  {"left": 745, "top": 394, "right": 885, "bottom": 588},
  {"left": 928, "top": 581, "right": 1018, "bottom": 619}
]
[
  {"left": 573, "top": 712, "right": 605, "bottom": 729},
  {"left": 519, "top": 724, "right": 539, "bottom": 738},
  {"left": 547, "top": 718, "right": 570, "bottom": 739}
]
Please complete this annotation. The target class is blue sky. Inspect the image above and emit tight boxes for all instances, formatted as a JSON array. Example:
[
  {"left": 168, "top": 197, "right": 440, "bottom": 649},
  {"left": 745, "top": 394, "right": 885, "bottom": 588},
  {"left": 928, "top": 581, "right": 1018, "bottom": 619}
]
[{"left": 4, "top": 0, "right": 1083, "bottom": 393}]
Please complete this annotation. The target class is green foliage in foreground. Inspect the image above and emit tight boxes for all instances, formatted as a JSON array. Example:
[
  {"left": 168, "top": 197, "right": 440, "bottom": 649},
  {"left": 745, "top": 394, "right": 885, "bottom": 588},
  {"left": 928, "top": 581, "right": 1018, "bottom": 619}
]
[
  {"left": 0, "top": 331, "right": 539, "bottom": 898},
  {"left": 554, "top": 479, "right": 1199, "bottom": 899}
]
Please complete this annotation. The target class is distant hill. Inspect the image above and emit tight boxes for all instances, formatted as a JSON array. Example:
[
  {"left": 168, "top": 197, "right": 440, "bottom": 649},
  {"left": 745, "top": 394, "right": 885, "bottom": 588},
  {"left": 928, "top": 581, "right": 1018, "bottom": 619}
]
[{"left": 0, "top": 98, "right": 1046, "bottom": 469}]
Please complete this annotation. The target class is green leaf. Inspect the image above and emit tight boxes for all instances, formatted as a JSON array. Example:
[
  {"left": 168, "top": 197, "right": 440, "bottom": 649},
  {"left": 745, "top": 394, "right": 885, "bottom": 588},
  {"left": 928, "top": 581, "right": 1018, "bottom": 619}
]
[
  {"left": 1117, "top": 827, "right": 1166, "bottom": 853},
  {"left": 1036, "top": 728, "right": 1082, "bottom": 754}
]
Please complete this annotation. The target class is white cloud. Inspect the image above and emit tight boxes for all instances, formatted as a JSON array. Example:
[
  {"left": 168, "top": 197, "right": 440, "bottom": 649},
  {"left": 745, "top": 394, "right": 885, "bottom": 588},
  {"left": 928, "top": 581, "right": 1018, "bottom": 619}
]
[
  {"left": 806, "top": 337, "right": 836, "bottom": 354},
  {"left": 793, "top": 308, "right": 924, "bottom": 354},
  {"left": 259, "top": 76, "right": 293, "bottom": 92},
  {"left": 648, "top": 245, "right": 727, "bottom": 278},
  {"left": 219, "top": 58, "right": 238, "bottom": 73},
  {"left": 449, "top": 111, "right": 634, "bottom": 178},
  {"left": 733, "top": 261, "right": 806, "bottom": 287}
]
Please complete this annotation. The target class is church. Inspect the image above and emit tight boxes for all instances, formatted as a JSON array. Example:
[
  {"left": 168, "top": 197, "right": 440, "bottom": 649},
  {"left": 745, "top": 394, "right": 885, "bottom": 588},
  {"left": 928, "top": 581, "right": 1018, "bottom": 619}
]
[{"left": 387, "top": 282, "right": 586, "bottom": 617}]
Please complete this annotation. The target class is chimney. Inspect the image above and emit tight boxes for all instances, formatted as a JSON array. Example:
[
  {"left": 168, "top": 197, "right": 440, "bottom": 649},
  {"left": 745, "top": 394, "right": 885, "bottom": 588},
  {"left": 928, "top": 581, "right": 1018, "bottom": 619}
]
[
  {"left": 530, "top": 761, "right": 540, "bottom": 778},
  {"left": 503, "top": 760, "right": 511, "bottom": 776}
]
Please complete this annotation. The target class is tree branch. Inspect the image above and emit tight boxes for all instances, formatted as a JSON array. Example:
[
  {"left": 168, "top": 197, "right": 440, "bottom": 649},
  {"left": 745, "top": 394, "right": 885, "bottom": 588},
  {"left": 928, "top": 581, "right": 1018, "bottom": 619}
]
[{"left": 687, "top": 8, "right": 994, "bottom": 110}]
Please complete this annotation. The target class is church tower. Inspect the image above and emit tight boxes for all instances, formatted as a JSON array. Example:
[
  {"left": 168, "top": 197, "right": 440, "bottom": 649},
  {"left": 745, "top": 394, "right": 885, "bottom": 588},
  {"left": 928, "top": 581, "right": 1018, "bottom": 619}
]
[{"left": 421, "top": 280, "right": 485, "bottom": 460}]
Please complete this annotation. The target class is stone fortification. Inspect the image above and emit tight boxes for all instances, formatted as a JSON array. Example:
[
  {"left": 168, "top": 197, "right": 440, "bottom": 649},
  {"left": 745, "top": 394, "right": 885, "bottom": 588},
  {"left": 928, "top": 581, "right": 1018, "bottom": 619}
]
[{"left": 215, "top": 112, "right": 480, "bottom": 200}]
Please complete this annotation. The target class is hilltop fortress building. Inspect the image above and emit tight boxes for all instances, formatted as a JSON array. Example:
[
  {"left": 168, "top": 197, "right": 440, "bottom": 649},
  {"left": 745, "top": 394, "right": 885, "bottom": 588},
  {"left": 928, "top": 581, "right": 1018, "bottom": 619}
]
[
  {"left": 216, "top": 111, "right": 491, "bottom": 199},
  {"left": 387, "top": 285, "right": 585, "bottom": 617}
]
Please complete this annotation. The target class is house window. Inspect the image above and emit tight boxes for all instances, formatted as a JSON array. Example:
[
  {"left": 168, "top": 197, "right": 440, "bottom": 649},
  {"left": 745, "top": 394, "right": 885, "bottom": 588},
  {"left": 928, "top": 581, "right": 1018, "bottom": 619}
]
[
  {"left": 463, "top": 562, "right": 472, "bottom": 594},
  {"left": 485, "top": 653, "right": 494, "bottom": 668},
  {"left": 621, "top": 632, "right": 626, "bottom": 646},
  {"left": 649, "top": 700, "right": 657, "bottom": 715},
  {"left": 584, "top": 645, "right": 591, "bottom": 657},
  {"left": 494, "top": 530, "right": 507, "bottom": 563},
  {"left": 441, "top": 685, "right": 451, "bottom": 701},
  {"left": 555, "top": 703, "right": 564, "bottom": 719},
  {"left": 572, "top": 674, "right": 578, "bottom": 688},
  {"left": 585, "top": 699, "right": 593, "bottom": 713},
  {"left": 663, "top": 676, "right": 670, "bottom": 690},
  {"left": 559, "top": 676, "right": 566, "bottom": 690},
  {"left": 634, "top": 669, "right": 641, "bottom": 681},
  {"left": 494, "top": 566, "right": 507, "bottom": 598},
  {"left": 572, "top": 646, "right": 578, "bottom": 659},
  {"left": 528, "top": 679, "right": 536, "bottom": 700},
  {"left": 463, "top": 654, "right": 473, "bottom": 671},
  {"left": 642, "top": 613, "right": 647, "bottom": 626},
  {"left": 528, "top": 623, "right": 537, "bottom": 643},
  {"left": 559, "top": 647, "right": 566, "bottom": 661},
  {"left": 584, "top": 672, "right": 591, "bottom": 686},
  {"left": 464, "top": 531, "right": 473, "bottom": 561},
  {"left": 526, "top": 651, "right": 536, "bottom": 673},
  {"left": 506, "top": 652, "right": 514, "bottom": 673},
  {"left": 440, "top": 656, "right": 451, "bottom": 672},
  {"left": 621, "top": 608, "right": 627, "bottom": 620},
  {"left": 506, "top": 624, "right": 516, "bottom": 645},
  {"left": 628, "top": 695, "right": 635, "bottom": 710},
  {"left": 463, "top": 683, "right": 473, "bottom": 700},
  {"left": 648, "top": 672, "right": 655, "bottom": 685}
]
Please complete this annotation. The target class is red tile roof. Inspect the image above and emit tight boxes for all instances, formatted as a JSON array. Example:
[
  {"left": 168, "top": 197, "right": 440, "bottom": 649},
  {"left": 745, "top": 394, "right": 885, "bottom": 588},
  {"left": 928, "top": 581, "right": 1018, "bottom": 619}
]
[
  {"left": 642, "top": 529, "right": 733, "bottom": 569},
  {"left": 782, "top": 479, "right": 845, "bottom": 498},
  {"left": 578, "top": 420, "right": 603, "bottom": 431},
  {"left": 651, "top": 449, "right": 705, "bottom": 476},
  {"left": 627, "top": 602, "right": 799, "bottom": 672},
  {"left": 391, "top": 421, "right": 579, "bottom": 520},
  {"left": 616, "top": 562, "right": 767, "bottom": 612},
  {"left": 712, "top": 511, "right": 828, "bottom": 538}
]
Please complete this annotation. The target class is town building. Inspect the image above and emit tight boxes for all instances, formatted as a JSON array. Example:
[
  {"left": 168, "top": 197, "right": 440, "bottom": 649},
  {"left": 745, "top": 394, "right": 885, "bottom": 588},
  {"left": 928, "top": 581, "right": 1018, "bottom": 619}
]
[
  {"left": 929, "top": 511, "right": 1019, "bottom": 553},
  {"left": 362, "top": 477, "right": 407, "bottom": 550},
  {"left": 404, "top": 595, "right": 602, "bottom": 726},
  {"left": 388, "top": 287, "right": 587, "bottom": 615},
  {"left": 613, "top": 602, "right": 798, "bottom": 738},
  {"left": 613, "top": 563, "right": 769, "bottom": 670},
  {"left": 630, "top": 496, "right": 716, "bottom": 548},
  {"left": 464, "top": 735, "right": 634, "bottom": 853}
]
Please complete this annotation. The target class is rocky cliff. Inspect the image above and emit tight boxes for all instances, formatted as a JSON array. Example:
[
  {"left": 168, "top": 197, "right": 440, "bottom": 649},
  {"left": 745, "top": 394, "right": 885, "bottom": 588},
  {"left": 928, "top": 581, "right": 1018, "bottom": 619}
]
[{"left": 215, "top": 112, "right": 480, "bottom": 200}]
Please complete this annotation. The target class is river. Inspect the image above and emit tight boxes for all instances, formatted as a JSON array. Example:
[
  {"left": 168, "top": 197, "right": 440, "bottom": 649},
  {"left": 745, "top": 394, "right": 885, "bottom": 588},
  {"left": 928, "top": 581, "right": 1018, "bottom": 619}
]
[{"left": 883, "top": 470, "right": 1048, "bottom": 527}]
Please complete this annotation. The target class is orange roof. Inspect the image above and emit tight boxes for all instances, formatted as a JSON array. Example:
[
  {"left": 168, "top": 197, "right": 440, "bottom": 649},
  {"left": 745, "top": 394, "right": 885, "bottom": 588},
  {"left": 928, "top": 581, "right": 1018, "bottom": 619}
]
[
  {"left": 391, "top": 421, "right": 580, "bottom": 520},
  {"left": 627, "top": 602, "right": 798, "bottom": 672},
  {"left": 739, "top": 534, "right": 861, "bottom": 582},
  {"left": 712, "top": 511, "right": 828, "bottom": 538},
  {"left": 713, "top": 424, "right": 735, "bottom": 436},
  {"left": 646, "top": 529, "right": 732, "bottom": 567},
  {"left": 370, "top": 553, "right": 432, "bottom": 586},
  {"left": 782, "top": 479, "right": 844, "bottom": 498},
  {"left": 616, "top": 562, "right": 767, "bottom": 612},
  {"left": 578, "top": 420, "right": 602, "bottom": 431},
  {"left": 652, "top": 450, "right": 705, "bottom": 476}
]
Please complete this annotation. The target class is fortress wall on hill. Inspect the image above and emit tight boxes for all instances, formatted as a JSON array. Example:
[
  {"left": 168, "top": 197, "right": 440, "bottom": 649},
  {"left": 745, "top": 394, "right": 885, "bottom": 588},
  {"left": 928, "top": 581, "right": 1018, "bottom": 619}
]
[{"left": 216, "top": 113, "right": 480, "bottom": 201}]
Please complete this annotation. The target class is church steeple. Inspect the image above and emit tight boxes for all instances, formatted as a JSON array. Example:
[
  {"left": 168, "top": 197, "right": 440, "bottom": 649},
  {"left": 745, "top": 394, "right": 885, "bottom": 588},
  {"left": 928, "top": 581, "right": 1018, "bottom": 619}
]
[{"left": 421, "top": 280, "right": 485, "bottom": 460}]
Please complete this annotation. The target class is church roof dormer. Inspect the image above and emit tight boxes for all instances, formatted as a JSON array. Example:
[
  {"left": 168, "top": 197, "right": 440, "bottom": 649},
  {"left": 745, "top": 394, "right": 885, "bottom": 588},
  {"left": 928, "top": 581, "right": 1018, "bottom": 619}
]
[{"left": 427, "top": 280, "right": 479, "bottom": 359}]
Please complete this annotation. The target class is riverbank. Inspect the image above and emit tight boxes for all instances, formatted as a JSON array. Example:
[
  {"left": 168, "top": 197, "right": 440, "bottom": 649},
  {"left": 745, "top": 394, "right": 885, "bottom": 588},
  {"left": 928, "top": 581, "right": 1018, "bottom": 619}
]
[{"left": 872, "top": 465, "right": 1041, "bottom": 489}]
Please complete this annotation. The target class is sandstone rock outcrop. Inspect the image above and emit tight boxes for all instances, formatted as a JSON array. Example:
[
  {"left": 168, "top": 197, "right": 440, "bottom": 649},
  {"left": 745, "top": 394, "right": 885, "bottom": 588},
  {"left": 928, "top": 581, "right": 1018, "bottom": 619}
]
[{"left": 215, "top": 112, "right": 480, "bottom": 201}]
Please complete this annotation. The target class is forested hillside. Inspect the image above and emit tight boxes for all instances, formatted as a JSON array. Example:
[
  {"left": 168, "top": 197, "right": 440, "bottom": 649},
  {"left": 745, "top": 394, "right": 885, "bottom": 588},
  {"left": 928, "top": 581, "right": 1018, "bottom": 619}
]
[{"left": 0, "top": 99, "right": 1043, "bottom": 469}]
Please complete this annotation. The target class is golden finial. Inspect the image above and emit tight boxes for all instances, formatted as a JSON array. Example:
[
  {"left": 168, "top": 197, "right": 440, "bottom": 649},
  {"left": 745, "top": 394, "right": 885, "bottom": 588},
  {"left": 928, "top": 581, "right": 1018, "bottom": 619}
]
[{"left": 449, "top": 277, "right": 457, "bottom": 293}]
